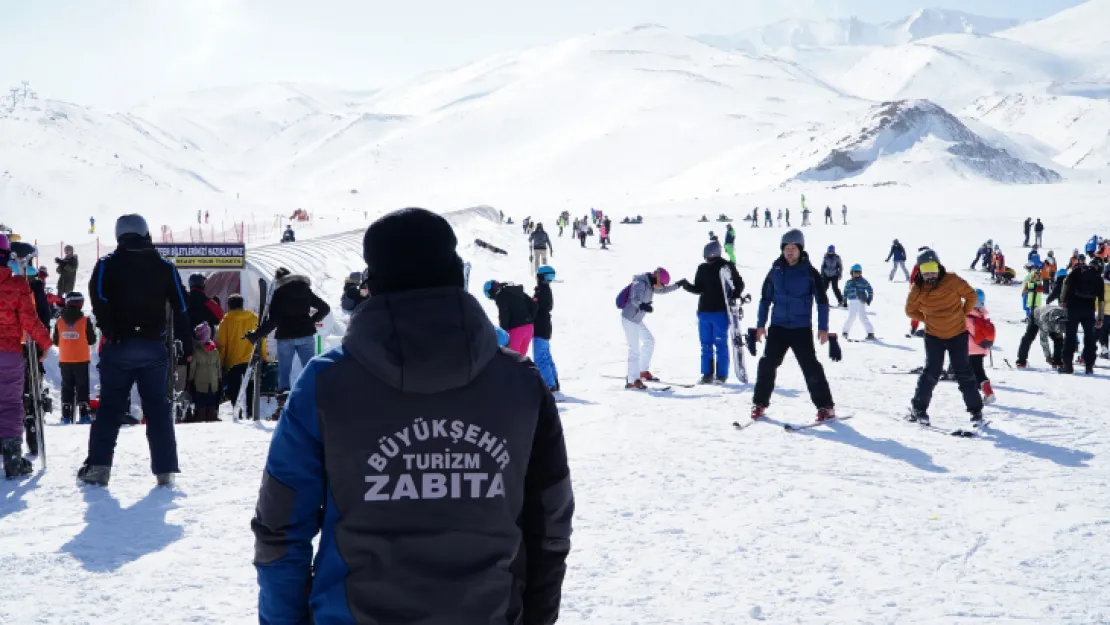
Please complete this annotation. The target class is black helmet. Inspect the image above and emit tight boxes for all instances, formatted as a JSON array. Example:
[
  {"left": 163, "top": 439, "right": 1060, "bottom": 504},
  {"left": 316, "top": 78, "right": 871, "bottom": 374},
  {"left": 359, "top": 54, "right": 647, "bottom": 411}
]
[
  {"left": 703, "top": 241, "right": 722, "bottom": 260},
  {"left": 188, "top": 273, "right": 207, "bottom": 289},
  {"left": 917, "top": 249, "right": 940, "bottom": 265},
  {"left": 115, "top": 214, "right": 149, "bottom": 241},
  {"left": 781, "top": 229, "right": 805, "bottom": 250}
]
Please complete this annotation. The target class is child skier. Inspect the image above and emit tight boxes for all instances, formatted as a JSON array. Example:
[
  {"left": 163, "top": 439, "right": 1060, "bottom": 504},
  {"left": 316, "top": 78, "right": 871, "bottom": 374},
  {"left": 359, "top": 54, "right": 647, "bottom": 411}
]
[
  {"left": 677, "top": 241, "right": 744, "bottom": 384},
  {"left": 533, "top": 265, "right": 560, "bottom": 392},
  {"left": 620, "top": 267, "right": 681, "bottom": 389},
  {"left": 967, "top": 289, "right": 996, "bottom": 405},
  {"left": 188, "top": 323, "right": 222, "bottom": 422},
  {"left": 841, "top": 264, "right": 875, "bottom": 340},
  {"left": 53, "top": 292, "right": 97, "bottom": 424},
  {"left": 483, "top": 280, "right": 537, "bottom": 356}
]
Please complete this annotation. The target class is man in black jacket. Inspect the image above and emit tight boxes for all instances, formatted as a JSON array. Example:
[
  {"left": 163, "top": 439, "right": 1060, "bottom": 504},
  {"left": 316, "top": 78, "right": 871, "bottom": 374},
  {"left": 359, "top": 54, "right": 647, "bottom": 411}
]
[
  {"left": 247, "top": 268, "right": 331, "bottom": 394},
  {"left": 1060, "top": 255, "right": 1104, "bottom": 374},
  {"left": 80, "top": 214, "right": 193, "bottom": 487},
  {"left": 252, "top": 207, "right": 573, "bottom": 624},
  {"left": 529, "top": 223, "right": 554, "bottom": 274},
  {"left": 678, "top": 241, "right": 744, "bottom": 384},
  {"left": 186, "top": 273, "right": 224, "bottom": 333}
]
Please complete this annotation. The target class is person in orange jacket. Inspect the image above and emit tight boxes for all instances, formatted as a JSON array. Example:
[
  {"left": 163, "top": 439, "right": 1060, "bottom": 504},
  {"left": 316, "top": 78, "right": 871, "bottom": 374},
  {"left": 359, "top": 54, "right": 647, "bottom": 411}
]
[{"left": 53, "top": 292, "right": 97, "bottom": 424}]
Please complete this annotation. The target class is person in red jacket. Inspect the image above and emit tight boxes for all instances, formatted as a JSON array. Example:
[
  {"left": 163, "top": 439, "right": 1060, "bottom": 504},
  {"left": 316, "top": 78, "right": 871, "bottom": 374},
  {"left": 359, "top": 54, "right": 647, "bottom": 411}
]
[{"left": 0, "top": 235, "right": 53, "bottom": 478}]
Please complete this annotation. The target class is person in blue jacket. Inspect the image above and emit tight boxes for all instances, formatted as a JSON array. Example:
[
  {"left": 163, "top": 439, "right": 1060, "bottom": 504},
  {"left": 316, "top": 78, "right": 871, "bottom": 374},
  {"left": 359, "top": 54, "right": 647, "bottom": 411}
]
[
  {"left": 886, "top": 238, "right": 909, "bottom": 281},
  {"left": 842, "top": 264, "right": 875, "bottom": 340},
  {"left": 750, "top": 229, "right": 839, "bottom": 422},
  {"left": 252, "top": 208, "right": 573, "bottom": 625}
]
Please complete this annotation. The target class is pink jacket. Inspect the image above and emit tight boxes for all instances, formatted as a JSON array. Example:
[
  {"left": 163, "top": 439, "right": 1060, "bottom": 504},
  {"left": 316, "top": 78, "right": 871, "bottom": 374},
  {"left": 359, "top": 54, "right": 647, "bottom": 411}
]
[{"left": 966, "top": 306, "right": 990, "bottom": 356}]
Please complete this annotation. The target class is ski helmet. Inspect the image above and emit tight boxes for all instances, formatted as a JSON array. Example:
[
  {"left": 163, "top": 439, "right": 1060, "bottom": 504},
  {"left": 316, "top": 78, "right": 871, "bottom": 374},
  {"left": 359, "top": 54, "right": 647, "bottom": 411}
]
[
  {"left": 65, "top": 292, "right": 85, "bottom": 308},
  {"left": 975, "top": 289, "right": 986, "bottom": 307},
  {"left": 653, "top": 267, "right": 671, "bottom": 286},
  {"left": 850, "top": 264, "right": 862, "bottom": 273},
  {"left": 537, "top": 265, "right": 556, "bottom": 282},
  {"left": 781, "top": 229, "right": 805, "bottom": 250},
  {"left": 115, "top": 214, "right": 150, "bottom": 241},
  {"left": 188, "top": 273, "right": 207, "bottom": 289},
  {"left": 703, "top": 241, "right": 722, "bottom": 260},
  {"left": 482, "top": 279, "right": 500, "bottom": 299}
]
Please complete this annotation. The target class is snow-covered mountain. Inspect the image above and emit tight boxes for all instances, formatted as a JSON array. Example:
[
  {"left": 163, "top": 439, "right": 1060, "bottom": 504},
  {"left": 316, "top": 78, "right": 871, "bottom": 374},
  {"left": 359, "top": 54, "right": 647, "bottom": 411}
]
[{"left": 998, "top": 0, "right": 1110, "bottom": 57}]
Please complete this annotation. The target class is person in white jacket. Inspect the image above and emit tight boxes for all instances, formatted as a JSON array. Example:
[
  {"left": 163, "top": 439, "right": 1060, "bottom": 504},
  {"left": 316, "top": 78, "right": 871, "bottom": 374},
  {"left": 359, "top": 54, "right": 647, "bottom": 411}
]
[{"left": 619, "top": 267, "right": 681, "bottom": 389}]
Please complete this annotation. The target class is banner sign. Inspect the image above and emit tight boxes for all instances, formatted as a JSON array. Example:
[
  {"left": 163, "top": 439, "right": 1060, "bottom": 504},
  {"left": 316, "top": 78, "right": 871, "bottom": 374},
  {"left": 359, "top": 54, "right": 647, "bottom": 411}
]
[{"left": 154, "top": 243, "right": 246, "bottom": 268}]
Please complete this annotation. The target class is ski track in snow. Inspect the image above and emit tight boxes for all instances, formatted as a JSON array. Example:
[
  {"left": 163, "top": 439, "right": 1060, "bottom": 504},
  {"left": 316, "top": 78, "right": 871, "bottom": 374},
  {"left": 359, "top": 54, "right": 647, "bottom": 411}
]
[{"left": 2, "top": 195, "right": 1109, "bottom": 624}]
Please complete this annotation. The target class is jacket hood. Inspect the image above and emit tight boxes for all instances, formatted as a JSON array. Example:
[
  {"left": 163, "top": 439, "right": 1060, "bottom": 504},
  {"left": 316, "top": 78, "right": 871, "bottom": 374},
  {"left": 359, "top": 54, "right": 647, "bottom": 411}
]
[
  {"left": 60, "top": 308, "right": 85, "bottom": 325},
  {"left": 343, "top": 287, "right": 499, "bottom": 395},
  {"left": 275, "top": 274, "right": 310, "bottom": 289}
]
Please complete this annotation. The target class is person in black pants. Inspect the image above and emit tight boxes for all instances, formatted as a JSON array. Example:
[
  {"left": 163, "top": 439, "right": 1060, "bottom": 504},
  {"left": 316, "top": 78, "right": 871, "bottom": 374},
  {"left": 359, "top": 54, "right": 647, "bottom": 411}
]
[
  {"left": 1059, "top": 256, "right": 1105, "bottom": 374},
  {"left": 750, "top": 229, "right": 839, "bottom": 422}
]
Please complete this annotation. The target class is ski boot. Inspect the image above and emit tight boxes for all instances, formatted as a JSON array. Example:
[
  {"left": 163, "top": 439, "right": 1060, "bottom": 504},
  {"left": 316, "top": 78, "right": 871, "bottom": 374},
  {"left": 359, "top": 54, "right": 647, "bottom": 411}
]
[
  {"left": 1015, "top": 360, "right": 1028, "bottom": 369},
  {"left": 77, "top": 464, "right": 111, "bottom": 486},
  {"left": 980, "top": 381, "right": 996, "bottom": 405},
  {"left": 1, "top": 438, "right": 33, "bottom": 479},
  {"left": 751, "top": 404, "right": 767, "bottom": 420},
  {"left": 625, "top": 380, "right": 647, "bottom": 390},
  {"left": 715, "top": 375, "right": 728, "bottom": 385},
  {"left": 1100, "top": 350, "right": 1109, "bottom": 360},
  {"left": 970, "top": 411, "right": 984, "bottom": 425},
  {"left": 78, "top": 402, "right": 92, "bottom": 425},
  {"left": 698, "top": 374, "right": 713, "bottom": 385},
  {"left": 865, "top": 333, "right": 876, "bottom": 341},
  {"left": 816, "top": 406, "right": 836, "bottom": 422},
  {"left": 639, "top": 371, "right": 658, "bottom": 382},
  {"left": 907, "top": 406, "right": 930, "bottom": 427},
  {"left": 62, "top": 402, "right": 74, "bottom": 425},
  {"left": 156, "top": 473, "right": 176, "bottom": 487}
]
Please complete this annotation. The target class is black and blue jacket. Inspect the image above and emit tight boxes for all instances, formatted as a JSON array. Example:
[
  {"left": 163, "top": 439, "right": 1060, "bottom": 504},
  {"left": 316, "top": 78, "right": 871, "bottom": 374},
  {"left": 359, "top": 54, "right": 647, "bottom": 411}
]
[
  {"left": 756, "top": 253, "right": 830, "bottom": 332},
  {"left": 252, "top": 286, "right": 573, "bottom": 625}
]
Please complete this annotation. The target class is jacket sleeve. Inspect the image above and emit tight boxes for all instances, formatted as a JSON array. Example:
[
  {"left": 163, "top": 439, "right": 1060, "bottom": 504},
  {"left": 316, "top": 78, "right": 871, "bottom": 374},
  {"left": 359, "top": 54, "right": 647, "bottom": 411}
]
[
  {"left": 1046, "top": 279, "right": 1062, "bottom": 305},
  {"left": 526, "top": 294, "right": 539, "bottom": 320},
  {"left": 756, "top": 271, "right": 773, "bottom": 329},
  {"left": 522, "top": 379, "right": 574, "bottom": 625},
  {"left": 682, "top": 266, "right": 705, "bottom": 294},
  {"left": 253, "top": 357, "right": 327, "bottom": 625},
  {"left": 885, "top": 247, "right": 894, "bottom": 262},
  {"left": 309, "top": 291, "right": 331, "bottom": 324},
  {"left": 835, "top": 258, "right": 843, "bottom": 279},
  {"left": 18, "top": 284, "right": 52, "bottom": 354},
  {"left": 905, "top": 287, "right": 925, "bottom": 324},
  {"left": 205, "top": 299, "right": 225, "bottom": 324},
  {"left": 863, "top": 280, "right": 874, "bottom": 303},
  {"left": 86, "top": 318, "right": 97, "bottom": 345},
  {"left": 730, "top": 264, "right": 744, "bottom": 297},
  {"left": 89, "top": 259, "right": 111, "bottom": 338},
  {"left": 811, "top": 267, "right": 830, "bottom": 332},
  {"left": 31, "top": 281, "right": 51, "bottom": 329}
]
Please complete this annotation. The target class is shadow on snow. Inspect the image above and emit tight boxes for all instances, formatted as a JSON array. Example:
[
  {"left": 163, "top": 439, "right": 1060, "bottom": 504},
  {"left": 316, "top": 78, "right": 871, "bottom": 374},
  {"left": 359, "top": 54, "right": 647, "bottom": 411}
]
[
  {"left": 0, "top": 471, "right": 43, "bottom": 522},
  {"left": 60, "top": 486, "right": 185, "bottom": 572},
  {"left": 983, "top": 425, "right": 1095, "bottom": 468},
  {"left": 783, "top": 419, "right": 950, "bottom": 474}
]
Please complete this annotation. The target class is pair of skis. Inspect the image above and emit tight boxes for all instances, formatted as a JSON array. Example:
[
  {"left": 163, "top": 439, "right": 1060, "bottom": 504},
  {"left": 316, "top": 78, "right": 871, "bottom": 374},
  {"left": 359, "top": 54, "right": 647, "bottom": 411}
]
[
  {"left": 732, "top": 415, "right": 853, "bottom": 432},
  {"left": 719, "top": 266, "right": 750, "bottom": 384},
  {"left": 234, "top": 278, "right": 276, "bottom": 421}
]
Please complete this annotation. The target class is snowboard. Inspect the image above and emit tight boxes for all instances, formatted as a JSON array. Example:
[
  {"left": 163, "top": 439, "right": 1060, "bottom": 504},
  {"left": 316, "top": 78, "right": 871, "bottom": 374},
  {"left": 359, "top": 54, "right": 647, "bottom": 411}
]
[{"left": 719, "top": 265, "right": 749, "bottom": 384}]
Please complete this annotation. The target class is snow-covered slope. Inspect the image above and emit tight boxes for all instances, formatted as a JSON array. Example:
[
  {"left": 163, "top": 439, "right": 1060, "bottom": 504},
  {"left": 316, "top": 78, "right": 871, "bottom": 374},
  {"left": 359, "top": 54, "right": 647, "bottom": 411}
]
[{"left": 999, "top": 0, "right": 1110, "bottom": 57}]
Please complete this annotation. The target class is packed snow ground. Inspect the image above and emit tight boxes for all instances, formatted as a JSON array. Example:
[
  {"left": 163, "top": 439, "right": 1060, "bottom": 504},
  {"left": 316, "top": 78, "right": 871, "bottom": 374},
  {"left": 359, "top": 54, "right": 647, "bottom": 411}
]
[{"left": 2, "top": 184, "right": 1109, "bottom": 624}]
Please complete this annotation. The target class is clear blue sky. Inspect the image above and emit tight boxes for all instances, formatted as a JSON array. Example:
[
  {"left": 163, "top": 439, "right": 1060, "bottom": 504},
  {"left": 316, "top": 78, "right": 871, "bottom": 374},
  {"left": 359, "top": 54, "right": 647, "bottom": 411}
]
[{"left": 0, "top": 0, "right": 1086, "bottom": 109}]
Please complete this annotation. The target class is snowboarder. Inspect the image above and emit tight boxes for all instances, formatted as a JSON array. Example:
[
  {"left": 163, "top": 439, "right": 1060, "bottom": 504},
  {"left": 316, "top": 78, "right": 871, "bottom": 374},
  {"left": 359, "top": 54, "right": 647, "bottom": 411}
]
[
  {"left": 252, "top": 207, "right": 572, "bottom": 625},
  {"left": 966, "top": 289, "right": 996, "bottom": 405},
  {"left": 677, "top": 241, "right": 744, "bottom": 384},
  {"left": 215, "top": 293, "right": 266, "bottom": 419},
  {"left": 1034, "top": 219, "right": 1044, "bottom": 247},
  {"left": 824, "top": 206, "right": 833, "bottom": 225},
  {"left": 620, "top": 267, "right": 680, "bottom": 389},
  {"left": 841, "top": 204, "right": 848, "bottom": 225},
  {"left": 0, "top": 234, "right": 52, "bottom": 479},
  {"left": 53, "top": 292, "right": 96, "bottom": 424},
  {"left": 1016, "top": 304, "right": 1066, "bottom": 369},
  {"left": 186, "top": 273, "right": 224, "bottom": 334},
  {"left": 724, "top": 224, "right": 736, "bottom": 263},
  {"left": 903, "top": 249, "right": 984, "bottom": 426},
  {"left": 529, "top": 223, "right": 554, "bottom": 273},
  {"left": 483, "top": 280, "right": 537, "bottom": 356},
  {"left": 533, "top": 265, "right": 560, "bottom": 392},
  {"left": 281, "top": 225, "right": 295, "bottom": 243},
  {"left": 841, "top": 264, "right": 874, "bottom": 340},
  {"left": 1059, "top": 255, "right": 1104, "bottom": 374},
  {"left": 54, "top": 245, "right": 78, "bottom": 296},
  {"left": 751, "top": 229, "right": 838, "bottom": 421},
  {"left": 187, "top": 323, "right": 221, "bottom": 422},
  {"left": 1023, "top": 217, "right": 1032, "bottom": 247},
  {"left": 80, "top": 214, "right": 194, "bottom": 487},
  {"left": 820, "top": 245, "right": 845, "bottom": 307},
  {"left": 887, "top": 238, "right": 909, "bottom": 281}
]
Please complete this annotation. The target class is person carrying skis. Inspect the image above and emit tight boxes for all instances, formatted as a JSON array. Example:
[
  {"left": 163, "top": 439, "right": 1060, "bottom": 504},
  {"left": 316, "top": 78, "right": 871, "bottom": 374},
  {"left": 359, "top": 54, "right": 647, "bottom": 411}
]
[
  {"left": 620, "top": 267, "right": 680, "bottom": 389},
  {"left": 750, "top": 229, "right": 838, "bottom": 421},
  {"left": 54, "top": 244, "right": 78, "bottom": 296},
  {"left": 820, "top": 245, "right": 846, "bottom": 307},
  {"left": 216, "top": 293, "right": 267, "bottom": 419},
  {"left": 483, "top": 279, "right": 537, "bottom": 356},
  {"left": 841, "top": 264, "right": 874, "bottom": 340},
  {"left": 1034, "top": 219, "right": 1044, "bottom": 247},
  {"left": 80, "top": 214, "right": 194, "bottom": 487},
  {"left": 528, "top": 223, "right": 554, "bottom": 273},
  {"left": 0, "top": 234, "right": 52, "bottom": 478},
  {"left": 533, "top": 265, "right": 560, "bottom": 392},
  {"left": 887, "top": 238, "right": 909, "bottom": 281},
  {"left": 1023, "top": 217, "right": 1032, "bottom": 247},
  {"left": 53, "top": 292, "right": 97, "bottom": 424},
  {"left": 677, "top": 241, "right": 744, "bottom": 384},
  {"left": 187, "top": 323, "right": 221, "bottom": 422},
  {"left": 724, "top": 224, "right": 736, "bottom": 263},
  {"left": 904, "top": 249, "right": 984, "bottom": 426},
  {"left": 966, "top": 289, "right": 996, "bottom": 404},
  {"left": 1059, "top": 255, "right": 1104, "bottom": 375},
  {"left": 1016, "top": 303, "right": 1066, "bottom": 368},
  {"left": 246, "top": 267, "right": 331, "bottom": 400},
  {"left": 186, "top": 273, "right": 224, "bottom": 334},
  {"left": 252, "top": 207, "right": 573, "bottom": 625},
  {"left": 824, "top": 206, "right": 833, "bottom": 225}
]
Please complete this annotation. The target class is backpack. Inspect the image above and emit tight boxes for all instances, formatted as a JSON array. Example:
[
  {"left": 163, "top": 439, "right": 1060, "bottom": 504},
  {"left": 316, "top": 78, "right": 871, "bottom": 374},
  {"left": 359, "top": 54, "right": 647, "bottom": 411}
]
[
  {"left": 971, "top": 314, "right": 996, "bottom": 349},
  {"left": 615, "top": 283, "right": 633, "bottom": 309}
]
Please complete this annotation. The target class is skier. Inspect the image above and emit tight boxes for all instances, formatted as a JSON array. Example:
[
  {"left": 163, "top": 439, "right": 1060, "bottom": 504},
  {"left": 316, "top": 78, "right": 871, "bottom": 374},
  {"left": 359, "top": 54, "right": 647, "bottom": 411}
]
[
  {"left": 1016, "top": 303, "right": 1066, "bottom": 368},
  {"left": 599, "top": 222, "right": 609, "bottom": 249},
  {"left": 54, "top": 245, "right": 78, "bottom": 296},
  {"left": 677, "top": 241, "right": 743, "bottom": 384},
  {"left": 215, "top": 293, "right": 266, "bottom": 419},
  {"left": 187, "top": 323, "right": 221, "bottom": 422},
  {"left": 801, "top": 207, "right": 811, "bottom": 226},
  {"left": 0, "top": 234, "right": 52, "bottom": 478},
  {"left": 751, "top": 229, "right": 838, "bottom": 421},
  {"left": 281, "top": 225, "right": 295, "bottom": 243},
  {"left": 528, "top": 223, "right": 554, "bottom": 273},
  {"left": 824, "top": 206, "right": 833, "bottom": 225},
  {"left": 186, "top": 273, "right": 224, "bottom": 333},
  {"left": 1086, "top": 234, "right": 1100, "bottom": 256},
  {"left": 724, "top": 224, "right": 736, "bottom": 263},
  {"left": 533, "top": 265, "right": 560, "bottom": 392},
  {"left": 1059, "top": 255, "right": 1104, "bottom": 375},
  {"left": 841, "top": 264, "right": 874, "bottom": 340},
  {"left": 340, "top": 271, "right": 368, "bottom": 312},
  {"left": 1023, "top": 217, "right": 1032, "bottom": 247},
  {"left": 53, "top": 292, "right": 96, "bottom": 424},
  {"left": 483, "top": 280, "right": 537, "bottom": 356},
  {"left": 776, "top": 209, "right": 783, "bottom": 227},
  {"left": 887, "top": 238, "right": 909, "bottom": 281},
  {"left": 820, "top": 245, "right": 846, "bottom": 307},
  {"left": 1046, "top": 267, "right": 1068, "bottom": 305},
  {"left": 576, "top": 219, "right": 589, "bottom": 248},
  {"left": 620, "top": 267, "right": 680, "bottom": 389},
  {"left": 1034, "top": 219, "right": 1044, "bottom": 247},
  {"left": 841, "top": 204, "right": 848, "bottom": 225},
  {"left": 785, "top": 208, "right": 791, "bottom": 227},
  {"left": 966, "top": 289, "right": 996, "bottom": 404},
  {"left": 970, "top": 241, "right": 991, "bottom": 271},
  {"left": 251, "top": 207, "right": 572, "bottom": 625},
  {"left": 80, "top": 214, "right": 193, "bottom": 487},
  {"left": 245, "top": 267, "right": 331, "bottom": 404},
  {"left": 904, "top": 249, "right": 984, "bottom": 426}
]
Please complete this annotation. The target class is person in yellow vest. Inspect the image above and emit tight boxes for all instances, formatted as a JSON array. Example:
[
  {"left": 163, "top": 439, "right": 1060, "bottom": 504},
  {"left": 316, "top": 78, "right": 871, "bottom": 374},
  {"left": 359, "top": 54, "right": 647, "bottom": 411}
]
[
  {"left": 1021, "top": 263, "right": 1044, "bottom": 322},
  {"left": 52, "top": 292, "right": 97, "bottom": 424},
  {"left": 215, "top": 293, "right": 266, "bottom": 419}
]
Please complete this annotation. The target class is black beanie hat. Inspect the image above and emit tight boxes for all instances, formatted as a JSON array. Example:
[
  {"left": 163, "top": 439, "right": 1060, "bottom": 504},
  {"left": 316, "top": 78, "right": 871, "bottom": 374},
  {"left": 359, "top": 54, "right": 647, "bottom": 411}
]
[{"left": 363, "top": 207, "right": 464, "bottom": 295}]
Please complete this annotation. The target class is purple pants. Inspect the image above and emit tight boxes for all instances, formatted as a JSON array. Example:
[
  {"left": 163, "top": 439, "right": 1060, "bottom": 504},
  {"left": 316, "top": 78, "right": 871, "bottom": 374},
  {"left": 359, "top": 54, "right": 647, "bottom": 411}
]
[{"left": 0, "top": 351, "right": 26, "bottom": 439}]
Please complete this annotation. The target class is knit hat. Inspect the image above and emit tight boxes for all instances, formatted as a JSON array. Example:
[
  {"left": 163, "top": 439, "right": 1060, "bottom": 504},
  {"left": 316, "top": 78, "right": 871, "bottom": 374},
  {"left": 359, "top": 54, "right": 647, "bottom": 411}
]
[
  {"left": 194, "top": 323, "right": 211, "bottom": 343},
  {"left": 362, "top": 208, "right": 464, "bottom": 296},
  {"left": 65, "top": 292, "right": 85, "bottom": 308}
]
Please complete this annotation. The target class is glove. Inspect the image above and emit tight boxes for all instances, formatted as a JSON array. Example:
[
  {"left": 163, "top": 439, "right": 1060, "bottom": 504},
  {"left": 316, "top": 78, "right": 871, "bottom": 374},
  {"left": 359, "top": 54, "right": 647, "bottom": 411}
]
[
  {"left": 745, "top": 328, "right": 758, "bottom": 357},
  {"left": 244, "top": 331, "right": 261, "bottom": 345},
  {"left": 677, "top": 279, "right": 691, "bottom": 288},
  {"left": 866, "top": 298, "right": 873, "bottom": 306},
  {"left": 639, "top": 303, "right": 653, "bottom": 313},
  {"left": 828, "top": 335, "right": 842, "bottom": 362}
]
